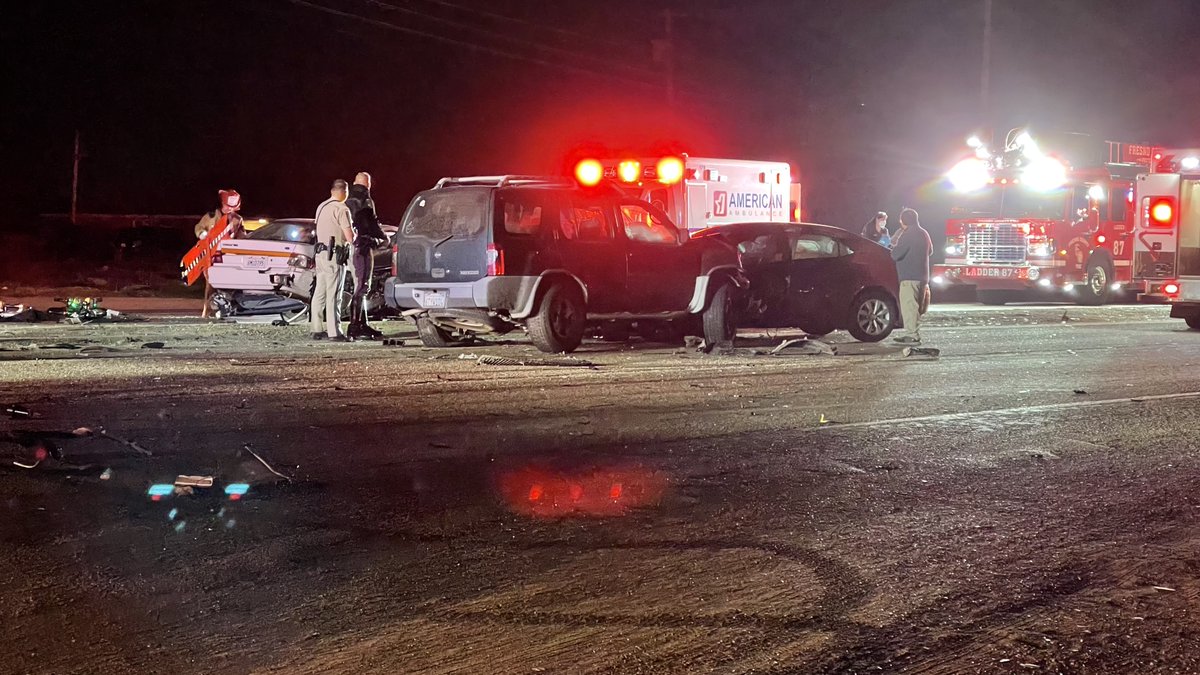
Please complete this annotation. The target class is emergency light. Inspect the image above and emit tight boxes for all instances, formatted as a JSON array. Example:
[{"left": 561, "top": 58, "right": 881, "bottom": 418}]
[
  {"left": 655, "top": 157, "right": 685, "bottom": 184},
  {"left": 617, "top": 160, "right": 642, "bottom": 183},
  {"left": 1149, "top": 198, "right": 1175, "bottom": 227},
  {"left": 574, "top": 159, "right": 604, "bottom": 187}
]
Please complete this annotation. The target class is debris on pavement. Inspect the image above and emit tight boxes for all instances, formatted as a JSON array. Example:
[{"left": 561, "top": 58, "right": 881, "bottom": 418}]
[
  {"left": 175, "top": 475, "right": 214, "bottom": 488},
  {"left": 242, "top": 443, "right": 294, "bottom": 483},
  {"left": 6, "top": 404, "right": 31, "bottom": 418},
  {"left": 383, "top": 338, "right": 406, "bottom": 347},
  {"left": 708, "top": 337, "right": 837, "bottom": 358},
  {"left": 1073, "top": 389, "right": 1088, "bottom": 395},
  {"left": 470, "top": 354, "right": 598, "bottom": 368},
  {"left": 1153, "top": 585, "right": 1177, "bottom": 592},
  {"left": 141, "top": 341, "right": 166, "bottom": 349},
  {"left": 902, "top": 346, "right": 940, "bottom": 359}
]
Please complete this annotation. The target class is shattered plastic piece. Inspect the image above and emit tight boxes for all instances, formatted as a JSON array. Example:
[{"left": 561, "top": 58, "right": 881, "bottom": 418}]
[
  {"left": 1153, "top": 586, "right": 1177, "bottom": 592},
  {"left": 174, "top": 475, "right": 214, "bottom": 488},
  {"left": 242, "top": 444, "right": 294, "bottom": 483},
  {"left": 99, "top": 468, "right": 113, "bottom": 481},
  {"left": 902, "top": 346, "right": 940, "bottom": 358},
  {"left": 475, "top": 354, "right": 597, "bottom": 368},
  {"left": 1073, "top": 389, "right": 1088, "bottom": 395},
  {"left": 5, "top": 404, "right": 30, "bottom": 418},
  {"left": 383, "top": 338, "right": 406, "bottom": 346},
  {"left": 819, "top": 414, "right": 835, "bottom": 425},
  {"left": 141, "top": 341, "right": 166, "bottom": 349}
]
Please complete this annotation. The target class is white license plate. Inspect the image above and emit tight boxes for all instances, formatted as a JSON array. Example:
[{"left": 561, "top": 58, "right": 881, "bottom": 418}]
[
  {"left": 244, "top": 256, "right": 271, "bottom": 270},
  {"left": 421, "top": 291, "right": 447, "bottom": 309}
]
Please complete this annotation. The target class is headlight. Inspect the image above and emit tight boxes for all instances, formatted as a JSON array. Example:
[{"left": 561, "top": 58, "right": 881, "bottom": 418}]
[{"left": 288, "top": 254, "right": 314, "bottom": 269}]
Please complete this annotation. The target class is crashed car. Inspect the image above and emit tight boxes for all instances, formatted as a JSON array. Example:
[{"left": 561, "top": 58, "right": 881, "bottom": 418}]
[
  {"left": 690, "top": 222, "right": 901, "bottom": 342},
  {"left": 385, "top": 175, "right": 744, "bottom": 352},
  {"left": 206, "top": 218, "right": 395, "bottom": 321}
]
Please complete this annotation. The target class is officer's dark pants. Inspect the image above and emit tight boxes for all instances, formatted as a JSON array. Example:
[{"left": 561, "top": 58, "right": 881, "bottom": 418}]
[{"left": 351, "top": 244, "right": 372, "bottom": 317}]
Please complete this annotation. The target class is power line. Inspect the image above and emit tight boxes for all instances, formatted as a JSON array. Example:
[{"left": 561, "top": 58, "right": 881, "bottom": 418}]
[
  {"left": 359, "top": 0, "right": 659, "bottom": 79},
  {"left": 410, "top": 0, "right": 641, "bottom": 51},
  {"left": 281, "top": 0, "right": 663, "bottom": 90}
]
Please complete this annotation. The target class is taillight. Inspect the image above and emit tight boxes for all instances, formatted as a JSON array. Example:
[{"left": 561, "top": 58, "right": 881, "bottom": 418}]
[
  {"left": 486, "top": 244, "right": 505, "bottom": 276},
  {"left": 1150, "top": 198, "right": 1174, "bottom": 226},
  {"left": 1164, "top": 281, "right": 1181, "bottom": 297},
  {"left": 391, "top": 243, "right": 398, "bottom": 277}
]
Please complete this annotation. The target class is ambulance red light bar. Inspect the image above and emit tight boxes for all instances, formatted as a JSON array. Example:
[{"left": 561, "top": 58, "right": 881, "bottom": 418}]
[
  {"left": 574, "top": 159, "right": 604, "bottom": 187},
  {"left": 655, "top": 157, "right": 684, "bottom": 184},
  {"left": 617, "top": 160, "right": 641, "bottom": 183}
]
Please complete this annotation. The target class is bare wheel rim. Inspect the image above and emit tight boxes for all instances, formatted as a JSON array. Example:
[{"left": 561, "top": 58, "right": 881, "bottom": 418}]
[
  {"left": 1089, "top": 266, "right": 1108, "bottom": 295},
  {"left": 857, "top": 298, "right": 890, "bottom": 335}
]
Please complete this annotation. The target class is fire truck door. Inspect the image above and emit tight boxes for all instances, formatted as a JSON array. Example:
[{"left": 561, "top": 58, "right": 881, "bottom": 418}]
[
  {"left": 1133, "top": 173, "right": 1181, "bottom": 280},
  {"left": 685, "top": 182, "right": 709, "bottom": 235}
]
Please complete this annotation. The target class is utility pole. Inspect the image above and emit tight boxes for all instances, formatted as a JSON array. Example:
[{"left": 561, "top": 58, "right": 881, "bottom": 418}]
[
  {"left": 980, "top": 0, "right": 993, "bottom": 131},
  {"left": 71, "top": 130, "right": 81, "bottom": 225}
]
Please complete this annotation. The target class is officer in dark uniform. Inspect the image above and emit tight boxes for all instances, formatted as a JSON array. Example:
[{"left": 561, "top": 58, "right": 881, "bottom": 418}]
[{"left": 345, "top": 172, "right": 387, "bottom": 340}]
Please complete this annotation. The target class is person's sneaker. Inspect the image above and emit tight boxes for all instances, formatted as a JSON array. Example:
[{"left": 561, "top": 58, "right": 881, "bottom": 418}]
[
  {"left": 311, "top": 332, "right": 327, "bottom": 341},
  {"left": 892, "top": 335, "right": 921, "bottom": 344}
]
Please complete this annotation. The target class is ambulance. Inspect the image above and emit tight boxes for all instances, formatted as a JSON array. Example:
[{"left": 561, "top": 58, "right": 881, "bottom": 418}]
[
  {"left": 572, "top": 155, "right": 801, "bottom": 235},
  {"left": 1132, "top": 147, "right": 1200, "bottom": 329}
]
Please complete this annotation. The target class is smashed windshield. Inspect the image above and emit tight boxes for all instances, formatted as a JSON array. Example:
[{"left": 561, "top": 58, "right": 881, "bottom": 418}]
[{"left": 401, "top": 188, "right": 489, "bottom": 239}]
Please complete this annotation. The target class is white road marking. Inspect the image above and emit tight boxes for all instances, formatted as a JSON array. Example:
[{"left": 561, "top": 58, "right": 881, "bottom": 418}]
[{"left": 822, "top": 390, "right": 1200, "bottom": 430}]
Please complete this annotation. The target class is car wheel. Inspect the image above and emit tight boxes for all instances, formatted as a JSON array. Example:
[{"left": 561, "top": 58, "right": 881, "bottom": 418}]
[
  {"left": 1075, "top": 259, "right": 1113, "bottom": 306},
  {"left": 1186, "top": 314, "right": 1200, "bottom": 330},
  {"left": 416, "top": 316, "right": 457, "bottom": 347},
  {"left": 703, "top": 282, "right": 738, "bottom": 348},
  {"left": 846, "top": 290, "right": 896, "bottom": 342},
  {"left": 527, "top": 283, "right": 586, "bottom": 353}
]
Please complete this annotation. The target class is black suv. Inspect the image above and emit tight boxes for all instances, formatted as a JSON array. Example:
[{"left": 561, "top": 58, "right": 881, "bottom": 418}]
[{"left": 385, "top": 176, "right": 743, "bottom": 353}]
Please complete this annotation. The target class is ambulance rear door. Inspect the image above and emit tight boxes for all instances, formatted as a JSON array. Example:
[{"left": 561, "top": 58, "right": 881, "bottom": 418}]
[{"left": 1133, "top": 173, "right": 1180, "bottom": 281}]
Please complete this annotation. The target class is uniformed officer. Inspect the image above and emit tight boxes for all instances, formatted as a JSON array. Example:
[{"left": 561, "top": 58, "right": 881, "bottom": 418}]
[
  {"left": 311, "top": 179, "right": 354, "bottom": 341},
  {"left": 344, "top": 171, "right": 387, "bottom": 340}
]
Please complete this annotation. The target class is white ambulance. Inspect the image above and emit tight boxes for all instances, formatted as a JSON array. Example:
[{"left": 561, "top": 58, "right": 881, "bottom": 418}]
[
  {"left": 1133, "top": 147, "right": 1200, "bottom": 329},
  {"left": 573, "top": 155, "right": 801, "bottom": 235}
]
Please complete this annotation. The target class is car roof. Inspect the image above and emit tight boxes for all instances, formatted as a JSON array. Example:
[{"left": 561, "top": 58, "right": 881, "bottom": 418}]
[{"left": 693, "top": 222, "right": 856, "bottom": 239}]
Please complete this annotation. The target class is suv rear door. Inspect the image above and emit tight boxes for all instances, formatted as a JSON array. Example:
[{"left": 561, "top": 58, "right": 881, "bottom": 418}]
[
  {"left": 552, "top": 194, "right": 626, "bottom": 313},
  {"left": 396, "top": 187, "right": 490, "bottom": 283}
]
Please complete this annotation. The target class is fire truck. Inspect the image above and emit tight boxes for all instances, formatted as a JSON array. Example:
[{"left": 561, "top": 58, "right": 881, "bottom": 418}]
[
  {"left": 572, "top": 155, "right": 801, "bottom": 235},
  {"left": 933, "top": 130, "right": 1157, "bottom": 305},
  {"left": 1132, "top": 147, "right": 1200, "bottom": 329}
]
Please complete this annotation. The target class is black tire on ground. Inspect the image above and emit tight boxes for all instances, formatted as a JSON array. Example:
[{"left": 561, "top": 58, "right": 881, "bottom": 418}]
[
  {"left": 1186, "top": 314, "right": 1200, "bottom": 330},
  {"left": 527, "top": 282, "right": 586, "bottom": 353},
  {"left": 978, "top": 290, "right": 1016, "bottom": 306},
  {"left": 1075, "top": 259, "right": 1114, "bottom": 306},
  {"left": 846, "top": 289, "right": 897, "bottom": 342},
  {"left": 702, "top": 282, "right": 738, "bottom": 348},
  {"left": 416, "top": 316, "right": 457, "bottom": 347}
]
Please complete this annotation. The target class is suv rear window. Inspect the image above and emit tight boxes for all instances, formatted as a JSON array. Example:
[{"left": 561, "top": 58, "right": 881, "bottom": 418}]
[{"left": 401, "top": 189, "right": 488, "bottom": 239}]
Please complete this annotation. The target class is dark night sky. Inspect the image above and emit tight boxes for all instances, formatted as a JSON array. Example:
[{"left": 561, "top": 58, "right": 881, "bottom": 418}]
[{"left": 5, "top": 0, "right": 1199, "bottom": 231}]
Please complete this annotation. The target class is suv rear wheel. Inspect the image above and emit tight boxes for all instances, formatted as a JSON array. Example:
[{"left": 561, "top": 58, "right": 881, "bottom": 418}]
[
  {"left": 703, "top": 282, "right": 738, "bottom": 348},
  {"left": 527, "top": 282, "right": 586, "bottom": 353}
]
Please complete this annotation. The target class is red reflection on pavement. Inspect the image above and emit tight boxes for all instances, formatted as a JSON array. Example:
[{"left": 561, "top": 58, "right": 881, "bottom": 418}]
[{"left": 497, "top": 466, "right": 667, "bottom": 518}]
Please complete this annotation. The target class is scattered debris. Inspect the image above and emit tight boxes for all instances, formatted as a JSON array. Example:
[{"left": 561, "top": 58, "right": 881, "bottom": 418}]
[
  {"left": 383, "top": 338, "right": 406, "bottom": 347},
  {"left": 175, "top": 475, "right": 215, "bottom": 488},
  {"left": 94, "top": 427, "right": 153, "bottom": 457},
  {"left": 708, "top": 337, "right": 837, "bottom": 358},
  {"left": 819, "top": 414, "right": 836, "bottom": 425},
  {"left": 6, "top": 404, "right": 30, "bottom": 419},
  {"left": 242, "top": 444, "right": 294, "bottom": 483},
  {"left": 141, "top": 341, "right": 166, "bottom": 349},
  {"left": 471, "top": 354, "right": 597, "bottom": 368},
  {"left": 1073, "top": 389, "right": 1088, "bottom": 395},
  {"left": 1152, "top": 585, "right": 1177, "bottom": 592},
  {"left": 902, "top": 346, "right": 940, "bottom": 358}
]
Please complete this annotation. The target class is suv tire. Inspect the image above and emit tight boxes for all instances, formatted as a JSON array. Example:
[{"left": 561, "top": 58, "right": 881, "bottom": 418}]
[
  {"left": 846, "top": 290, "right": 896, "bottom": 342},
  {"left": 703, "top": 281, "right": 738, "bottom": 348},
  {"left": 528, "top": 282, "right": 586, "bottom": 353},
  {"left": 417, "top": 316, "right": 457, "bottom": 347}
]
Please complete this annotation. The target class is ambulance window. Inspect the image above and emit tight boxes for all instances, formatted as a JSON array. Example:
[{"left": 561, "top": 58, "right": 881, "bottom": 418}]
[
  {"left": 790, "top": 233, "right": 840, "bottom": 260},
  {"left": 620, "top": 203, "right": 678, "bottom": 245},
  {"left": 562, "top": 201, "right": 612, "bottom": 242}
]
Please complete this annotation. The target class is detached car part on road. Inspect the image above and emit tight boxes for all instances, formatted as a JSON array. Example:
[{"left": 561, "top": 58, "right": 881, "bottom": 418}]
[
  {"left": 691, "top": 222, "right": 901, "bottom": 341},
  {"left": 206, "top": 219, "right": 395, "bottom": 322},
  {"left": 385, "top": 176, "right": 745, "bottom": 353}
]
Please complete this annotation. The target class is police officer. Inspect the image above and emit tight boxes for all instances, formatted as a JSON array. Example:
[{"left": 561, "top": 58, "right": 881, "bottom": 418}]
[
  {"left": 311, "top": 179, "right": 354, "bottom": 341},
  {"left": 344, "top": 171, "right": 387, "bottom": 340}
]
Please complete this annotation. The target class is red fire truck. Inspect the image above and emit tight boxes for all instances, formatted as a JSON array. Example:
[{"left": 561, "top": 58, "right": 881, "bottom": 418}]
[
  {"left": 933, "top": 130, "right": 1157, "bottom": 305},
  {"left": 1132, "top": 147, "right": 1200, "bottom": 329},
  {"left": 572, "top": 155, "right": 802, "bottom": 235}
]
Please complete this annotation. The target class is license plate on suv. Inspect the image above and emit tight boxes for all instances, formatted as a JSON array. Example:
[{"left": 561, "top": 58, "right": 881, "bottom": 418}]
[{"left": 420, "top": 291, "right": 447, "bottom": 309}]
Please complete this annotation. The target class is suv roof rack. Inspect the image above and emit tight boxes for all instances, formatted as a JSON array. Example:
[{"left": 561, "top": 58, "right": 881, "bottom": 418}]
[{"left": 434, "top": 175, "right": 575, "bottom": 189}]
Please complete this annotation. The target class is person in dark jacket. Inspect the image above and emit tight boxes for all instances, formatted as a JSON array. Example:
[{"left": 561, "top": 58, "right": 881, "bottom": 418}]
[
  {"left": 890, "top": 208, "right": 932, "bottom": 344},
  {"left": 861, "top": 211, "right": 891, "bottom": 247},
  {"left": 344, "top": 172, "right": 387, "bottom": 340}
]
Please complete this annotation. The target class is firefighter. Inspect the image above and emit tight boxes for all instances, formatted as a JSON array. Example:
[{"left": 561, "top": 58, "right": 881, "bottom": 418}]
[
  {"left": 890, "top": 208, "right": 932, "bottom": 345},
  {"left": 311, "top": 179, "right": 354, "bottom": 341},
  {"left": 195, "top": 189, "right": 244, "bottom": 318},
  {"left": 344, "top": 172, "right": 387, "bottom": 341}
]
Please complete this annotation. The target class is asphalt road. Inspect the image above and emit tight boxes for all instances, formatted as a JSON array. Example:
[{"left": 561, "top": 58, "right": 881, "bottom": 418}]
[{"left": 3, "top": 304, "right": 1200, "bottom": 674}]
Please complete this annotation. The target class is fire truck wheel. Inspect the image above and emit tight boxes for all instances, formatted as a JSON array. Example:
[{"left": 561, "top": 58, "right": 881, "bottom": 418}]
[
  {"left": 1076, "top": 259, "right": 1114, "bottom": 306},
  {"left": 847, "top": 290, "right": 896, "bottom": 342}
]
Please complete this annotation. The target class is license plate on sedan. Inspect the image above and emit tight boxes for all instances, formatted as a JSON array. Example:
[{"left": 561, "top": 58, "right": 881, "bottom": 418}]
[
  {"left": 244, "top": 256, "right": 271, "bottom": 270},
  {"left": 421, "top": 291, "right": 447, "bottom": 309}
]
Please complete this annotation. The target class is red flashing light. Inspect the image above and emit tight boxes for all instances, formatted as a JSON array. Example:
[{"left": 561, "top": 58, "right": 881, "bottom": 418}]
[
  {"left": 792, "top": 207, "right": 801, "bottom": 221},
  {"left": 617, "top": 160, "right": 641, "bottom": 183},
  {"left": 528, "top": 484, "right": 543, "bottom": 502},
  {"left": 1000, "top": 178, "right": 1008, "bottom": 185},
  {"left": 1164, "top": 282, "right": 1181, "bottom": 296},
  {"left": 1150, "top": 198, "right": 1174, "bottom": 226},
  {"left": 656, "top": 157, "right": 685, "bottom": 184},
  {"left": 1096, "top": 234, "right": 1107, "bottom": 244},
  {"left": 574, "top": 159, "right": 604, "bottom": 187},
  {"left": 569, "top": 483, "right": 584, "bottom": 502},
  {"left": 609, "top": 483, "right": 623, "bottom": 500},
  {"left": 486, "top": 244, "right": 505, "bottom": 276}
]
